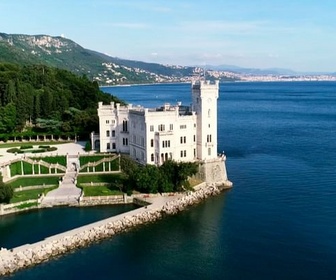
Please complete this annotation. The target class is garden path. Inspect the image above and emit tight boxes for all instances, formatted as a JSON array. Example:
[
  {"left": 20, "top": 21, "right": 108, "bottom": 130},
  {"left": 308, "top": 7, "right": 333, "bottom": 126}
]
[{"left": 40, "top": 156, "right": 82, "bottom": 207}]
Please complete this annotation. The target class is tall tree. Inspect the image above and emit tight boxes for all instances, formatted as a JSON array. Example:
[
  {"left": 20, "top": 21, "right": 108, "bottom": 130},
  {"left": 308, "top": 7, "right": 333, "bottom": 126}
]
[
  {"left": 5, "top": 79, "right": 16, "bottom": 104},
  {"left": 0, "top": 175, "right": 13, "bottom": 204}
]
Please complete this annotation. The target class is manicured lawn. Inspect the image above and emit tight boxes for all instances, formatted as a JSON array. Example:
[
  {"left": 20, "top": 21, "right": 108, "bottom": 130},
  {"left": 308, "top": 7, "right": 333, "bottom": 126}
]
[
  {"left": 8, "top": 176, "right": 60, "bottom": 188},
  {"left": 77, "top": 173, "right": 125, "bottom": 184},
  {"left": 31, "top": 155, "right": 67, "bottom": 166},
  {"left": 10, "top": 187, "right": 57, "bottom": 203},
  {"left": 81, "top": 186, "right": 123, "bottom": 196},
  {"left": 16, "top": 202, "right": 38, "bottom": 209}
]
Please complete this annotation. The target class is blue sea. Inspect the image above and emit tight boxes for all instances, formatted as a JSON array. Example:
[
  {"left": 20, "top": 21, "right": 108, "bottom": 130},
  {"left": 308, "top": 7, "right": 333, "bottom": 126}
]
[{"left": 2, "top": 81, "right": 336, "bottom": 279}]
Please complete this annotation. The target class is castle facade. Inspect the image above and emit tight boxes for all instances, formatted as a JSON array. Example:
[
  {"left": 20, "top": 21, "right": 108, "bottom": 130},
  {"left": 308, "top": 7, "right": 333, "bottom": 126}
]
[{"left": 94, "top": 80, "right": 230, "bottom": 186}]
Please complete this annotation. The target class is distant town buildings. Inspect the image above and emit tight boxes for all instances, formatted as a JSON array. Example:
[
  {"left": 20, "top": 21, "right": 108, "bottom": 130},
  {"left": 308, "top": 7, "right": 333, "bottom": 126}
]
[{"left": 95, "top": 63, "right": 336, "bottom": 85}]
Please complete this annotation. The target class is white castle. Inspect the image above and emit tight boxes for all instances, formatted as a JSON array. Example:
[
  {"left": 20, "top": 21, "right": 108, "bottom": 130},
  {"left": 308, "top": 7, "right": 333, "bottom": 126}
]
[{"left": 93, "top": 80, "right": 230, "bottom": 186}]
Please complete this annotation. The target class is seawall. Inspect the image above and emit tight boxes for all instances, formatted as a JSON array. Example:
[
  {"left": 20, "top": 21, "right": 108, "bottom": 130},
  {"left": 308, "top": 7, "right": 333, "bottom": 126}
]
[{"left": 0, "top": 182, "right": 232, "bottom": 276}]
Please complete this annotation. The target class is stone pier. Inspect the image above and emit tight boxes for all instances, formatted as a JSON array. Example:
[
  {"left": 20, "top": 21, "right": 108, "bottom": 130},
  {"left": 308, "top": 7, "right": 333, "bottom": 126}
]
[{"left": 0, "top": 181, "right": 232, "bottom": 276}]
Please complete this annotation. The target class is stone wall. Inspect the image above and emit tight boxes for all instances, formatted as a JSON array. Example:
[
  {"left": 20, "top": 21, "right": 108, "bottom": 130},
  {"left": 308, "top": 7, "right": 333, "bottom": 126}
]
[
  {"left": 0, "top": 184, "right": 230, "bottom": 276},
  {"left": 79, "top": 195, "right": 126, "bottom": 206},
  {"left": 198, "top": 156, "right": 230, "bottom": 186},
  {"left": 14, "top": 185, "right": 55, "bottom": 192},
  {"left": 0, "top": 199, "right": 40, "bottom": 216}
]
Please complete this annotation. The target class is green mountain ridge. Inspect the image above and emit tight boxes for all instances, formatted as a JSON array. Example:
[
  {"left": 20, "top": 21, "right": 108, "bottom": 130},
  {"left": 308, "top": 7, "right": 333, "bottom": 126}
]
[{"left": 0, "top": 32, "right": 205, "bottom": 85}]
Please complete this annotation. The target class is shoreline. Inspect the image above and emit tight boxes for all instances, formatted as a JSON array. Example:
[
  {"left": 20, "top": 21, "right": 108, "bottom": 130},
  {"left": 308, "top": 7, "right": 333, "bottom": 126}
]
[
  {"left": 100, "top": 81, "right": 189, "bottom": 88},
  {"left": 0, "top": 182, "right": 232, "bottom": 276},
  {"left": 99, "top": 80, "right": 336, "bottom": 88}
]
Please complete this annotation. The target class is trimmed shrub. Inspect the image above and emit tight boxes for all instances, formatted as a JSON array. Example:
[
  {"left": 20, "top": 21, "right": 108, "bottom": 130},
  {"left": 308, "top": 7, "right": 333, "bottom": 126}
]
[
  {"left": 20, "top": 145, "right": 33, "bottom": 150},
  {"left": 7, "top": 148, "right": 20, "bottom": 153},
  {"left": 31, "top": 149, "right": 46, "bottom": 153}
]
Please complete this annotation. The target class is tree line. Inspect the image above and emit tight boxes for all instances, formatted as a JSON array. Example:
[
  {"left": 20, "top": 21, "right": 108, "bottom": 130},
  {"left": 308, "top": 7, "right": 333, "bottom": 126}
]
[
  {"left": 0, "top": 63, "right": 125, "bottom": 139},
  {"left": 120, "top": 156, "right": 199, "bottom": 194}
]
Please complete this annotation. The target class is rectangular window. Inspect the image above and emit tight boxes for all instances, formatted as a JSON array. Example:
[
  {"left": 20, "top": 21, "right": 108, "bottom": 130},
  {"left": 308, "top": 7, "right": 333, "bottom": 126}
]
[
  {"left": 184, "top": 150, "right": 186, "bottom": 157},
  {"left": 170, "top": 124, "right": 173, "bottom": 131},
  {"left": 180, "top": 150, "right": 183, "bottom": 158},
  {"left": 106, "top": 143, "right": 110, "bottom": 150},
  {"left": 151, "top": 153, "right": 154, "bottom": 162},
  {"left": 162, "top": 140, "right": 170, "bottom": 148},
  {"left": 123, "top": 120, "right": 128, "bottom": 132},
  {"left": 112, "top": 143, "right": 116, "bottom": 149},
  {"left": 193, "top": 135, "right": 196, "bottom": 142},
  {"left": 208, "top": 148, "right": 211, "bottom": 156},
  {"left": 150, "top": 125, "right": 154, "bottom": 132},
  {"left": 158, "top": 124, "right": 165, "bottom": 131},
  {"left": 184, "top": 136, "right": 186, "bottom": 143},
  {"left": 151, "top": 139, "right": 154, "bottom": 147},
  {"left": 122, "top": 138, "right": 129, "bottom": 146},
  {"left": 112, "top": 120, "right": 116, "bottom": 126},
  {"left": 141, "top": 137, "right": 144, "bottom": 147},
  {"left": 194, "top": 148, "right": 196, "bottom": 157},
  {"left": 106, "top": 130, "right": 110, "bottom": 137},
  {"left": 180, "top": 125, "right": 187, "bottom": 129},
  {"left": 106, "top": 120, "right": 109, "bottom": 124},
  {"left": 112, "top": 130, "right": 115, "bottom": 137}
]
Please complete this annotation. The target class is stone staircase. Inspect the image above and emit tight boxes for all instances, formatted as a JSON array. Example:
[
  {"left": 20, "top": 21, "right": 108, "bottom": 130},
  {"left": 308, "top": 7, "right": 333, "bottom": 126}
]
[{"left": 40, "top": 155, "right": 82, "bottom": 207}]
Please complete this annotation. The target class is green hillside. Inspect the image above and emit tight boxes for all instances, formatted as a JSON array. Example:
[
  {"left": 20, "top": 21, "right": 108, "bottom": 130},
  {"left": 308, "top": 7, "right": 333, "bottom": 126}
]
[
  {"left": 0, "top": 33, "right": 198, "bottom": 85},
  {"left": 0, "top": 63, "right": 124, "bottom": 139}
]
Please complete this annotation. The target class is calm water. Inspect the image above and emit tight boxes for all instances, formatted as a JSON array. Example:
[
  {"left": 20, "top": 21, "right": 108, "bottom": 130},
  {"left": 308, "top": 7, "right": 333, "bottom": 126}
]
[
  {"left": 3, "top": 82, "right": 336, "bottom": 279},
  {"left": 0, "top": 204, "right": 137, "bottom": 249}
]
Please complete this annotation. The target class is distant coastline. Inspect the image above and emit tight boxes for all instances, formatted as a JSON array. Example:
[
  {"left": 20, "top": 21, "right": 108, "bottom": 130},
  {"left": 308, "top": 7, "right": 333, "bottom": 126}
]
[
  {"left": 100, "top": 79, "right": 336, "bottom": 88},
  {"left": 100, "top": 81, "right": 190, "bottom": 88}
]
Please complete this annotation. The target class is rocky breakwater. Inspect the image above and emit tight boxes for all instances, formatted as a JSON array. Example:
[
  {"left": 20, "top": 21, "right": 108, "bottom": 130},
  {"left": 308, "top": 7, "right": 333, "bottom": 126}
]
[{"left": 0, "top": 183, "right": 230, "bottom": 276}]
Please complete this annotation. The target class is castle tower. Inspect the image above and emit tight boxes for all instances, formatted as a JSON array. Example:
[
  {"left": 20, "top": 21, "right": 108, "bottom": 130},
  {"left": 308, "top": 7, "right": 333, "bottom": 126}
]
[{"left": 192, "top": 80, "right": 219, "bottom": 160}]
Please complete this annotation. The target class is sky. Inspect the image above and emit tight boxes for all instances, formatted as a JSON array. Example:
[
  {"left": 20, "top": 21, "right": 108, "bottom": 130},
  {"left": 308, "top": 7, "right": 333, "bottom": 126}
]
[{"left": 0, "top": 0, "right": 335, "bottom": 72}]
